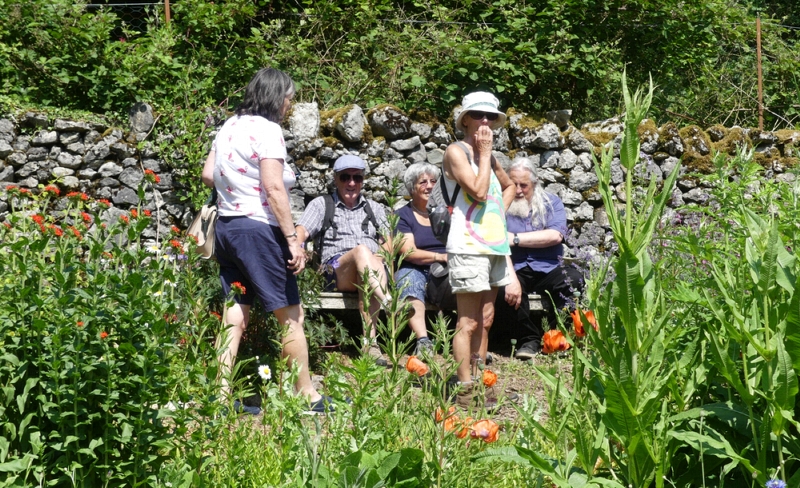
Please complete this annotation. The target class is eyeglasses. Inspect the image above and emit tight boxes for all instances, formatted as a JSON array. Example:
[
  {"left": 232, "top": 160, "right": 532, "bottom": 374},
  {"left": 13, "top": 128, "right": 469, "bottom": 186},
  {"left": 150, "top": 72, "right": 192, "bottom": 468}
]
[
  {"left": 338, "top": 173, "right": 364, "bottom": 183},
  {"left": 416, "top": 178, "right": 436, "bottom": 187},
  {"left": 467, "top": 111, "right": 499, "bottom": 121}
]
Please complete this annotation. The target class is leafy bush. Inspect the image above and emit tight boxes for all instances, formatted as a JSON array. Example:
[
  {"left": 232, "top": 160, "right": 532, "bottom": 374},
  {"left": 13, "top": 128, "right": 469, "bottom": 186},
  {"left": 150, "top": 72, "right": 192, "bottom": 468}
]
[{"left": 0, "top": 184, "right": 222, "bottom": 486}]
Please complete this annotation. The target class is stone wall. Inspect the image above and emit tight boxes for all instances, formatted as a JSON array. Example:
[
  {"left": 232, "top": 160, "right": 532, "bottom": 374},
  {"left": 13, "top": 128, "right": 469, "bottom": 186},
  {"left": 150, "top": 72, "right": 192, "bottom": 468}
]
[{"left": 2, "top": 104, "right": 799, "bottom": 256}]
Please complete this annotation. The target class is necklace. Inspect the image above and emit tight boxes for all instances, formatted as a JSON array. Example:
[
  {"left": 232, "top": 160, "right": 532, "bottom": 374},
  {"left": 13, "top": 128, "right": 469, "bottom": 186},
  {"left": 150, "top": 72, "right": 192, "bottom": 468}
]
[{"left": 410, "top": 202, "right": 428, "bottom": 216}]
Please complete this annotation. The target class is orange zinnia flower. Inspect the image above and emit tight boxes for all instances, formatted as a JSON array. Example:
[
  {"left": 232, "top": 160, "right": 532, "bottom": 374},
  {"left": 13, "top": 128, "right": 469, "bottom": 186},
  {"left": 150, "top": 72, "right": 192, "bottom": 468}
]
[
  {"left": 571, "top": 309, "right": 598, "bottom": 337},
  {"left": 470, "top": 419, "right": 499, "bottom": 443},
  {"left": 482, "top": 369, "right": 497, "bottom": 387},
  {"left": 542, "top": 330, "right": 570, "bottom": 354},
  {"left": 405, "top": 355, "right": 429, "bottom": 376}
]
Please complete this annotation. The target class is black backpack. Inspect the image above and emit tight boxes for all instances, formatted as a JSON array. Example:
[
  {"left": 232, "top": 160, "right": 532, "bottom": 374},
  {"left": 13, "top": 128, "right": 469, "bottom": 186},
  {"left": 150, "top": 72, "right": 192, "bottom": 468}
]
[{"left": 309, "top": 194, "right": 381, "bottom": 270}]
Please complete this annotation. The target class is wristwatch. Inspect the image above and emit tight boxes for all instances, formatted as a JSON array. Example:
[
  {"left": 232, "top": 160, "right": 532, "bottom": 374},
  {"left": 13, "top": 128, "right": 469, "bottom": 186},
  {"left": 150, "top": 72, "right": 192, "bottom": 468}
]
[{"left": 513, "top": 233, "right": 520, "bottom": 246}]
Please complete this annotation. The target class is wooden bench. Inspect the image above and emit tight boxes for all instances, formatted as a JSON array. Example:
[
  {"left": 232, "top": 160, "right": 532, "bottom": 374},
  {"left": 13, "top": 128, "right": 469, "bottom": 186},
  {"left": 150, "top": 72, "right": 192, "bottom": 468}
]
[{"left": 315, "top": 291, "right": 544, "bottom": 311}]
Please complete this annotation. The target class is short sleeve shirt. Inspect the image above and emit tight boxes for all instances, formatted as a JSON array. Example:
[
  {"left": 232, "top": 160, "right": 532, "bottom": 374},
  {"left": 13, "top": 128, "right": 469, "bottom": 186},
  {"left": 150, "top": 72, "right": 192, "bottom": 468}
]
[
  {"left": 211, "top": 115, "right": 293, "bottom": 225},
  {"left": 297, "top": 193, "right": 388, "bottom": 264},
  {"left": 507, "top": 192, "right": 567, "bottom": 274},
  {"left": 396, "top": 204, "right": 446, "bottom": 272}
]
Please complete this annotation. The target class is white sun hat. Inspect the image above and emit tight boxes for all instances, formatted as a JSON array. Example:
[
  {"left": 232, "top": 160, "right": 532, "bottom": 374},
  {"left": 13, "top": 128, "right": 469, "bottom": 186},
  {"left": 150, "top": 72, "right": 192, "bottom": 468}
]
[{"left": 454, "top": 91, "right": 507, "bottom": 131}]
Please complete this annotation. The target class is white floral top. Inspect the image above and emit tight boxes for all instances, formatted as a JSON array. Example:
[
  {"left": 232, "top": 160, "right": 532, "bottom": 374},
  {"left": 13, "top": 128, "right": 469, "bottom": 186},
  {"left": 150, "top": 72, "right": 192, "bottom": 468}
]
[{"left": 211, "top": 115, "right": 294, "bottom": 225}]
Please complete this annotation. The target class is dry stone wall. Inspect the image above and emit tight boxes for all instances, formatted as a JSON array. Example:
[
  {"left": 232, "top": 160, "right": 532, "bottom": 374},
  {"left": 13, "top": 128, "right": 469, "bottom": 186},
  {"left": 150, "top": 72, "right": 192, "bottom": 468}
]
[{"left": 2, "top": 104, "right": 799, "bottom": 257}]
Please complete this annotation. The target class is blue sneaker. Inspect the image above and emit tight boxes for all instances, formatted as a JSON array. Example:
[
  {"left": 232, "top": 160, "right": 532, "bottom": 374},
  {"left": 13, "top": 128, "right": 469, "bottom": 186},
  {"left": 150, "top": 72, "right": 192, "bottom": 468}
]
[
  {"left": 305, "top": 395, "right": 336, "bottom": 415},
  {"left": 233, "top": 400, "right": 261, "bottom": 416}
]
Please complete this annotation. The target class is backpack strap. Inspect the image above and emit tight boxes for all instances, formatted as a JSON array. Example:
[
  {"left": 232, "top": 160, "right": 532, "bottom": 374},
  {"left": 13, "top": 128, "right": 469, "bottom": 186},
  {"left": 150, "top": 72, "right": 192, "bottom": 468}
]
[
  {"left": 361, "top": 199, "right": 384, "bottom": 243},
  {"left": 314, "top": 194, "right": 337, "bottom": 261}
]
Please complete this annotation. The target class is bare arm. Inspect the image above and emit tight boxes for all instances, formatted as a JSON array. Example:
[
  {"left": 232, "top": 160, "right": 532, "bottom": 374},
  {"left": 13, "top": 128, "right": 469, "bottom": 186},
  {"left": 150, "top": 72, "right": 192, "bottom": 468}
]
[
  {"left": 444, "top": 126, "right": 494, "bottom": 201},
  {"left": 399, "top": 232, "right": 447, "bottom": 266},
  {"left": 504, "top": 255, "right": 522, "bottom": 309},
  {"left": 260, "top": 158, "right": 305, "bottom": 274},
  {"left": 509, "top": 229, "right": 564, "bottom": 248},
  {"left": 201, "top": 150, "right": 215, "bottom": 188}
]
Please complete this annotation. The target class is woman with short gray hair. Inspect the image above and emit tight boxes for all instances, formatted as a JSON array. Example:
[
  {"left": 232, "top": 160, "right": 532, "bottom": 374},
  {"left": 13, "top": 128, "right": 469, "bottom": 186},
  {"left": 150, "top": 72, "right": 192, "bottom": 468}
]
[{"left": 395, "top": 162, "right": 446, "bottom": 357}]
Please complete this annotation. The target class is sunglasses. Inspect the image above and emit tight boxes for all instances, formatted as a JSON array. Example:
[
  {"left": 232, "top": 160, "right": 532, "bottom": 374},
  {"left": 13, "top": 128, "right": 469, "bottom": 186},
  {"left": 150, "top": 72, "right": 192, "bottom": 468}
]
[
  {"left": 338, "top": 173, "right": 364, "bottom": 183},
  {"left": 467, "top": 111, "right": 499, "bottom": 121}
]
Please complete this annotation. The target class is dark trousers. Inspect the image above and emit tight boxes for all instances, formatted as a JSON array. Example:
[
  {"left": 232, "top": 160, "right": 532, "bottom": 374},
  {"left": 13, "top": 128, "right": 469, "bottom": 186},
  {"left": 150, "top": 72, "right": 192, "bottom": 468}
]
[{"left": 493, "top": 264, "right": 584, "bottom": 347}]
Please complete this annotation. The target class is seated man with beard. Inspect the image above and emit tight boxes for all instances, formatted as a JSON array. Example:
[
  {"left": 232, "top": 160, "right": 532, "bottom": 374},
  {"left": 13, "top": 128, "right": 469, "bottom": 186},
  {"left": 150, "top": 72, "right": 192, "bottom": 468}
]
[{"left": 495, "top": 158, "right": 584, "bottom": 359}]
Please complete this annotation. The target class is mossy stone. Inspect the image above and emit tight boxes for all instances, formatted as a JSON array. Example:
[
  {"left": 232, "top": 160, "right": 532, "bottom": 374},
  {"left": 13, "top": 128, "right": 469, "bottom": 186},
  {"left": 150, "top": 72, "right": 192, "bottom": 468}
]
[{"left": 713, "top": 127, "right": 750, "bottom": 155}]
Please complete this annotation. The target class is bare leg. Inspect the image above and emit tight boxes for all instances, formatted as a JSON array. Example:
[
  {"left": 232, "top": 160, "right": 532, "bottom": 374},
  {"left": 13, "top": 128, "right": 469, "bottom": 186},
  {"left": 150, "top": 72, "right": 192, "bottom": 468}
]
[
  {"left": 477, "top": 288, "right": 499, "bottom": 362},
  {"left": 274, "top": 304, "right": 322, "bottom": 403},
  {"left": 454, "top": 289, "right": 497, "bottom": 382},
  {"left": 218, "top": 302, "right": 251, "bottom": 398},
  {"left": 334, "top": 244, "right": 387, "bottom": 338},
  {"left": 407, "top": 298, "right": 429, "bottom": 340}
]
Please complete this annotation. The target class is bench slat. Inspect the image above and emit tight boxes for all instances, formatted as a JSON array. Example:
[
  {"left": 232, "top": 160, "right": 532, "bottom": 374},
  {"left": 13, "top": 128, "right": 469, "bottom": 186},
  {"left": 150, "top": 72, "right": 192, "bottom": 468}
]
[{"left": 314, "top": 292, "right": 543, "bottom": 311}]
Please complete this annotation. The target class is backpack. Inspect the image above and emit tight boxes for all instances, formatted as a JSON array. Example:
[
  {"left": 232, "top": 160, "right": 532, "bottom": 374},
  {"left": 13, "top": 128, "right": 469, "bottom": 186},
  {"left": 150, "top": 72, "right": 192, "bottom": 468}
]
[{"left": 309, "top": 194, "right": 381, "bottom": 270}]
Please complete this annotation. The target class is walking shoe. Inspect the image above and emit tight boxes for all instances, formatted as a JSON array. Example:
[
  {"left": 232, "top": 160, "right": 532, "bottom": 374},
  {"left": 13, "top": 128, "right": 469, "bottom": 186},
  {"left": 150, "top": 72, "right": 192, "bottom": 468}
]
[
  {"left": 515, "top": 341, "right": 542, "bottom": 360},
  {"left": 453, "top": 382, "right": 498, "bottom": 413},
  {"left": 414, "top": 337, "right": 434, "bottom": 358},
  {"left": 485, "top": 352, "right": 494, "bottom": 365},
  {"left": 232, "top": 400, "right": 261, "bottom": 416},
  {"left": 368, "top": 345, "right": 391, "bottom": 368},
  {"left": 305, "top": 395, "right": 336, "bottom": 415}
]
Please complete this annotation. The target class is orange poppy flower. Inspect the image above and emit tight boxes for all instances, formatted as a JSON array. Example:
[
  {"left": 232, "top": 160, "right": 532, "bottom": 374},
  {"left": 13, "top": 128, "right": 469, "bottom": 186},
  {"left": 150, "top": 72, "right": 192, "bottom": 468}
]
[
  {"left": 571, "top": 309, "right": 598, "bottom": 337},
  {"left": 434, "top": 406, "right": 456, "bottom": 423},
  {"left": 456, "top": 417, "right": 474, "bottom": 439},
  {"left": 482, "top": 369, "right": 497, "bottom": 387},
  {"left": 444, "top": 414, "right": 460, "bottom": 433},
  {"left": 470, "top": 419, "right": 499, "bottom": 443},
  {"left": 406, "top": 355, "right": 429, "bottom": 376},
  {"left": 542, "top": 330, "right": 570, "bottom": 354}
]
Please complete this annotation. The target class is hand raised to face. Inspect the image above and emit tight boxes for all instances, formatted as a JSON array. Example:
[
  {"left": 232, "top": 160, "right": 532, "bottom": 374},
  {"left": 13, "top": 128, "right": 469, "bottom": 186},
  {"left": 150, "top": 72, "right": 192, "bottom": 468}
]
[{"left": 474, "top": 125, "right": 494, "bottom": 154}]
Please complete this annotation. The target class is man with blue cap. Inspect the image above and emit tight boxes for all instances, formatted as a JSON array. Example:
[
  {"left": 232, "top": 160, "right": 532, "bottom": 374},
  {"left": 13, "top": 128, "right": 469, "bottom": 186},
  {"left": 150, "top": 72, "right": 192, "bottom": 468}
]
[{"left": 296, "top": 154, "right": 390, "bottom": 365}]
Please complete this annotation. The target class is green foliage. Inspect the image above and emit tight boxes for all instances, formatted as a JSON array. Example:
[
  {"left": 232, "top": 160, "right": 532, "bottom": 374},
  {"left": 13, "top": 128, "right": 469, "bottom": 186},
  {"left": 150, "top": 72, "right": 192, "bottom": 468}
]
[
  {"left": 1, "top": 0, "right": 798, "bottom": 128},
  {"left": 0, "top": 184, "right": 224, "bottom": 486}
]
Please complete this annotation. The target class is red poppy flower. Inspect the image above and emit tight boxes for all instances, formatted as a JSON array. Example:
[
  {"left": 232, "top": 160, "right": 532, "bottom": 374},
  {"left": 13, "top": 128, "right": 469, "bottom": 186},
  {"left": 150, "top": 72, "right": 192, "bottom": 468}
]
[
  {"left": 542, "top": 330, "right": 570, "bottom": 354},
  {"left": 405, "top": 355, "right": 429, "bottom": 376},
  {"left": 434, "top": 406, "right": 456, "bottom": 423},
  {"left": 457, "top": 417, "right": 474, "bottom": 439}
]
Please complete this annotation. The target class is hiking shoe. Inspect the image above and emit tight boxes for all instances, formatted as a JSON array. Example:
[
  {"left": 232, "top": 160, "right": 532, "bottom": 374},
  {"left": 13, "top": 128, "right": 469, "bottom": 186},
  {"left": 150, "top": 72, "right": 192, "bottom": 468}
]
[
  {"left": 515, "top": 341, "right": 542, "bottom": 360},
  {"left": 232, "top": 400, "right": 261, "bottom": 416},
  {"left": 485, "top": 352, "right": 494, "bottom": 365},
  {"left": 368, "top": 345, "right": 391, "bottom": 368},
  {"left": 414, "top": 337, "right": 434, "bottom": 358},
  {"left": 305, "top": 395, "right": 336, "bottom": 415},
  {"left": 453, "top": 382, "right": 498, "bottom": 413}
]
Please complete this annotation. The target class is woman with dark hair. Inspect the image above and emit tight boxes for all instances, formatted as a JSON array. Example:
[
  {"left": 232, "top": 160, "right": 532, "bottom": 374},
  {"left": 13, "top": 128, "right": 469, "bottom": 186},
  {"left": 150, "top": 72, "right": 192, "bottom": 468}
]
[{"left": 201, "top": 68, "right": 332, "bottom": 415}]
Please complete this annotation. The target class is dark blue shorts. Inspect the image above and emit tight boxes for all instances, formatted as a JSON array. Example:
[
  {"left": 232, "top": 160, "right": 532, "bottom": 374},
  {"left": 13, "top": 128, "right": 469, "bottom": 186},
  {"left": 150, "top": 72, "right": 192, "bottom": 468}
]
[{"left": 215, "top": 216, "right": 300, "bottom": 311}]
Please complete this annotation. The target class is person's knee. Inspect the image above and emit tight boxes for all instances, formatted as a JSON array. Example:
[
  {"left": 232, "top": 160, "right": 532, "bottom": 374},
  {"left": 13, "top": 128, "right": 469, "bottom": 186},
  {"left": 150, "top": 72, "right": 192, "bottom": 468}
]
[{"left": 458, "top": 316, "right": 479, "bottom": 335}]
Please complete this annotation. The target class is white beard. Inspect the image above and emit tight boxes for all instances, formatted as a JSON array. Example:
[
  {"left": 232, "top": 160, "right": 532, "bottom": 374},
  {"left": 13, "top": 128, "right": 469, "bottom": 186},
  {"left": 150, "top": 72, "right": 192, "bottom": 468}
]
[{"left": 507, "top": 198, "right": 532, "bottom": 218}]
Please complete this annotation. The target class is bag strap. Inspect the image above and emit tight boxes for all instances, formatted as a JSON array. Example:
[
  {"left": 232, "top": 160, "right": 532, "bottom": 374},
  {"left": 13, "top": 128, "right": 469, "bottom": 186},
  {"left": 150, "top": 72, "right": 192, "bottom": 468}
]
[
  {"left": 361, "top": 199, "right": 384, "bottom": 244},
  {"left": 314, "top": 194, "right": 337, "bottom": 257},
  {"left": 206, "top": 187, "right": 218, "bottom": 206}
]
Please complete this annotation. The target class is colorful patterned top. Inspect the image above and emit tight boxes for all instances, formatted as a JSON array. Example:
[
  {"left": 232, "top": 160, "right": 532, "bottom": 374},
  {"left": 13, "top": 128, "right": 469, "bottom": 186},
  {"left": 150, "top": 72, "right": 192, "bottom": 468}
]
[{"left": 443, "top": 143, "right": 510, "bottom": 256}]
